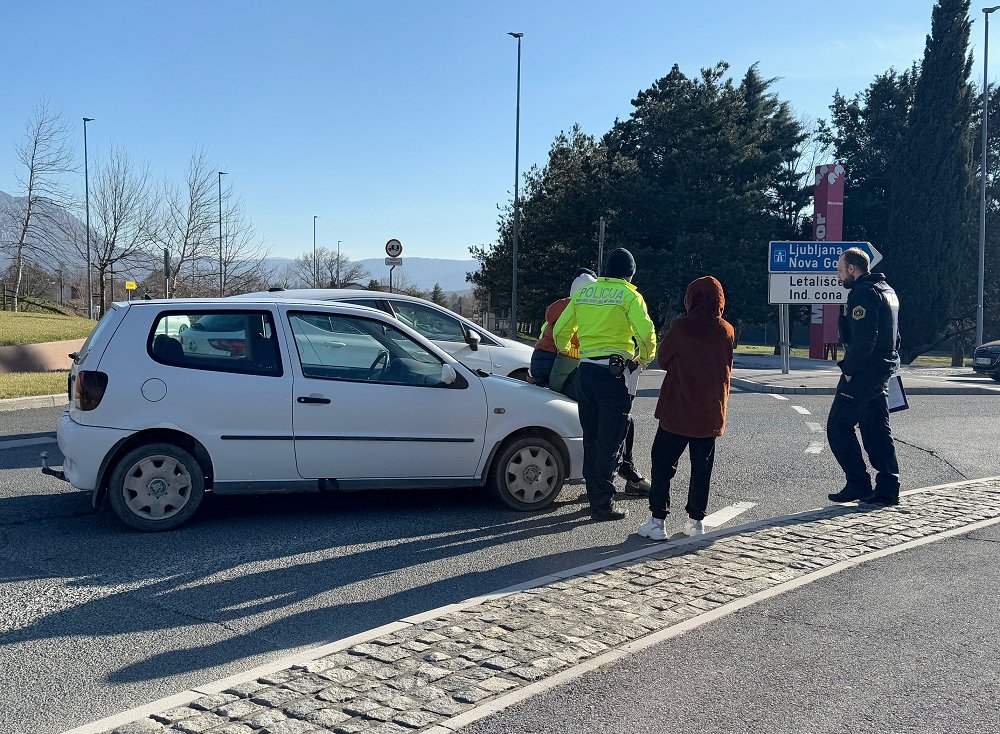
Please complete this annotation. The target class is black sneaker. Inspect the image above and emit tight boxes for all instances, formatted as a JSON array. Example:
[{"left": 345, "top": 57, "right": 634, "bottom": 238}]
[
  {"left": 828, "top": 486, "right": 871, "bottom": 503},
  {"left": 860, "top": 492, "right": 900, "bottom": 506},
  {"left": 623, "top": 477, "right": 651, "bottom": 496},
  {"left": 590, "top": 505, "right": 629, "bottom": 522},
  {"left": 617, "top": 464, "right": 643, "bottom": 482}
]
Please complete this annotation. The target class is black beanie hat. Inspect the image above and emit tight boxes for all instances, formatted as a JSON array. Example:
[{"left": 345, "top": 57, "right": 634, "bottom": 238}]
[{"left": 605, "top": 248, "right": 636, "bottom": 279}]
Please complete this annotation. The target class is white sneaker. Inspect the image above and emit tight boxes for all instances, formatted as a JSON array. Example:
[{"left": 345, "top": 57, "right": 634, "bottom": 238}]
[
  {"left": 638, "top": 516, "right": 667, "bottom": 541},
  {"left": 684, "top": 518, "right": 705, "bottom": 536}
]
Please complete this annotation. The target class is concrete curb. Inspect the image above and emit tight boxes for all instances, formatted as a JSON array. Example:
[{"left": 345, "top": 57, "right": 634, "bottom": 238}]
[
  {"left": 0, "top": 392, "right": 67, "bottom": 413},
  {"left": 731, "top": 376, "right": 1000, "bottom": 396}
]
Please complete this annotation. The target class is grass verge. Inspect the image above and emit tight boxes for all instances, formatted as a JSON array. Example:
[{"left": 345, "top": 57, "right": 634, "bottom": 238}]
[
  {"left": 0, "top": 371, "right": 68, "bottom": 400},
  {"left": 0, "top": 311, "right": 94, "bottom": 346}
]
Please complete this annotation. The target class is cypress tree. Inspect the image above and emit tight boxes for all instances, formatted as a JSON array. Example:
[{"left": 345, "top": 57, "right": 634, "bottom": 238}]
[{"left": 887, "top": 0, "right": 974, "bottom": 362}]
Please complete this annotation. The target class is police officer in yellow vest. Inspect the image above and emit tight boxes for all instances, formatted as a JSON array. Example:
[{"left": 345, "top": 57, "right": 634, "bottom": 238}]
[{"left": 553, "top": 248, "right": 657, "bottom": 521}]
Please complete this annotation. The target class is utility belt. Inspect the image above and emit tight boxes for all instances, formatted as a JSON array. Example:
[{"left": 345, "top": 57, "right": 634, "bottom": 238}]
[{"left": 584, "top": 354, "right": 635, "bottom": 377}]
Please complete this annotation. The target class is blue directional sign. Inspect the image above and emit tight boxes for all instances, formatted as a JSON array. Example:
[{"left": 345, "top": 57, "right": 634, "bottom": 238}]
[{"left": 768, "top": 241, "right": 882, "bottom": 273}]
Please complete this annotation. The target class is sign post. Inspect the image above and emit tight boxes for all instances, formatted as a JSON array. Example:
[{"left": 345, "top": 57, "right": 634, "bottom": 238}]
[{"left": 385, "top": 240, "right": 403, "bottom": 293}]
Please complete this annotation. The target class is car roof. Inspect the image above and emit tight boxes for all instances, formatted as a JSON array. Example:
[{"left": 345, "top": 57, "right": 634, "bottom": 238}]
[
  {"left": 236, "top": 288, "right": 433, "bottom": 304},
  {"left": 119, "top": 297, "right": 386, "bottom": 316}
]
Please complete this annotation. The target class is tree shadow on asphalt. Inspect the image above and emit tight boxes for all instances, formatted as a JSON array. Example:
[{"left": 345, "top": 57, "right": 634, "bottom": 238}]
[{"left": 0, "top": 482, "right": 651, "bottom": 685}]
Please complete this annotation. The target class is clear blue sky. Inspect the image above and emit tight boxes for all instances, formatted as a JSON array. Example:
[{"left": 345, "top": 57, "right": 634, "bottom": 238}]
[{"left": 0, "top": 1, "right": 983, "bottom": 263}]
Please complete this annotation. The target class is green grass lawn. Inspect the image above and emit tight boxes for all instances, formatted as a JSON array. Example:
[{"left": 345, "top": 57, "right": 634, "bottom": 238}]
[
  {"left": 0, "top": 310, "right": 95, "bottom": 346},
  {"left": 0, "top": 371, "right": 68, "bottom": 399}
]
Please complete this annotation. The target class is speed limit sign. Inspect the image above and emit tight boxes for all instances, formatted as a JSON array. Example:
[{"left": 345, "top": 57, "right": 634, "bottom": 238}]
[{"left": 385, "top": 239, "right": 403, "bottom": 257}]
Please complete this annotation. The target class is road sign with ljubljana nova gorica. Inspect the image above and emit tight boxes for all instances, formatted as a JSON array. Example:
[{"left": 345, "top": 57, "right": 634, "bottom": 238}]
[
  {"left": 768, "top": 241, "right": 882, "bottom": 273},
  {"left": 767, "top": 241, "right": 883, "bottom": 305}
]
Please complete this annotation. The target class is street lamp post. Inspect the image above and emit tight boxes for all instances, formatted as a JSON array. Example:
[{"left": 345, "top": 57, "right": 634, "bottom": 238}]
[
  {"left": 508, "top": 31, "right": 523, "bottom": 340},
  {"left": 83, "top": 117, "right": 94, "bottom": 319},
  {"left": 313, "top": 215, "right": 320, "bottom": 288},
  {"left": 337, "top": 240, "right": 342, "bottom": 288},
  {"left": 980, "top": 7, "right": 1000, "bottom": 347},
  {"left": 218, "top": 171, "right": 227, "bottom": 297}
]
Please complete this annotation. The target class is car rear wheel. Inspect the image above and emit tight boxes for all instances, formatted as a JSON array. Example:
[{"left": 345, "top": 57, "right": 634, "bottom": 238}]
[
  {"left": 489, "top": 435, "right": 564, "bottom": 511},
  {"left": 992, "top": 372, "right": 1000, "bottom": 383},
  {"left": 109, "top": 443, "right": 205, "bottom": 531}
]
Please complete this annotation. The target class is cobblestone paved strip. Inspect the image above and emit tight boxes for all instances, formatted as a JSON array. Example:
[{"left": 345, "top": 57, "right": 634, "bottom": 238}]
[{"left": 93, "top": 480, "right": 1000, "bottom": 734}]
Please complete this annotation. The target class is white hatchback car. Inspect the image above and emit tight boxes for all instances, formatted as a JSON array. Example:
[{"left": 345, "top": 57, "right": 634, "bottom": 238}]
[
  {"left": 235, "top": 289, "right": 534, "bottom": 380},
  {"left": 48, "top": 298, "right": 583, "bottom": 531}
]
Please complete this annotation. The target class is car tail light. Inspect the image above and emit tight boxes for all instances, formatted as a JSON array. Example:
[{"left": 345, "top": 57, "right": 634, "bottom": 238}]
[
  {"left": 208, "top": 339, "right": 246, "bottom": 356},
  {"left": 75, "top": 370, "right": 109, "bottom": 411}
]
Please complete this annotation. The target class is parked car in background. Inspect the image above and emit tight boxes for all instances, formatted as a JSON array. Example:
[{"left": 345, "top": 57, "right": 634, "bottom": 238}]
[
  {"left": 48, "top": 298, "right": 583, "bottom": 531},
  {"left": 973, "top": 339, "right": 1000, "bottom": 382},
  {"left": 233, "top": 289, "right": 533, "bottom": 380}
]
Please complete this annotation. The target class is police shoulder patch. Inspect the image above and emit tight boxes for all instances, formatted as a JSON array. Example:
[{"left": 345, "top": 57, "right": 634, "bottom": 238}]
[{"left": 852, "top": 305, "right": 867, "bottom": 321}]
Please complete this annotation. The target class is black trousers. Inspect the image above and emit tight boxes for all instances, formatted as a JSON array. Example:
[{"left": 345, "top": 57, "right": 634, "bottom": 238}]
[
  {"left": 649, "top": 428, "right": 716, "bottom": 521},
  {"left": 826, "top": 374, "right": 900, "bottom": 496},
  {"left": 578, "top": 362, "right": 631, "bottom": 510}
]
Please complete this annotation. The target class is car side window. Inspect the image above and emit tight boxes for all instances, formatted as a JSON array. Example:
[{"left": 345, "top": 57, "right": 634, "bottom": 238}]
[
  {"left": 288, "top": 311, "right": 450, "bottom": 387},
  {"left": 341, "top": 298, "right": 392, "bottom": 315},
  {"left": 388, "top": 300, "right": 466, "bottom": 342},
  {"left": 148, "top": 310, "right": 282, "bottom": 376}
]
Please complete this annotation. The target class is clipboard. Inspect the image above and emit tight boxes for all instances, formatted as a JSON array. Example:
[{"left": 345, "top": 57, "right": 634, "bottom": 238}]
[{"left": 887, "top": 375, "right": 908, "bottom": 413}]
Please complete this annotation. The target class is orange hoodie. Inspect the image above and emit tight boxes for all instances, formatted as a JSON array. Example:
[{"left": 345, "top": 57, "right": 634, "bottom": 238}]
[{"left": 653, "top": 276, "right": 735, "bottom": 438}]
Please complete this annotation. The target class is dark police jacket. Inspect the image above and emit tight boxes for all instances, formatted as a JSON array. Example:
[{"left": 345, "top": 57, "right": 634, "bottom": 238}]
[{"left": 838, "top": 272, "right": 901, "bottom": 379}]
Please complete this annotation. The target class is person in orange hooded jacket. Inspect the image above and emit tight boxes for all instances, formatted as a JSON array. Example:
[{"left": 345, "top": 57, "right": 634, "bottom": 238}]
[{"left": 638, "top": 276, "right": 734, "bottom": 540}]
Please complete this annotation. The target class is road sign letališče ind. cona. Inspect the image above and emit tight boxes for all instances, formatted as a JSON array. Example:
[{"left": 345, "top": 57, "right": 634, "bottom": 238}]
[{"left": 767, "top": 241, "right": 882, "bottom": 305}]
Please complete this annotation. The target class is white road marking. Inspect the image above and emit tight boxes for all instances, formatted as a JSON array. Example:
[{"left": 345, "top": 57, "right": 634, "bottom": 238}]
[
  {"left": 805, "top": 441, "right": 825, "bottom": 454},
  {"left": 805, "top": 422, "right": 823, "bottom": 433},
  {"left": 792, "top": 405, "right": 811, "bottom": 415},
  {"left": 0, "top": 437, "right": 57, "bottom": 450},
  {"left": 768, "top": 394, "right": 789, "bottom": 400},
  {"left": 702, "top": 502, "right": 757, "bottom": 528}
]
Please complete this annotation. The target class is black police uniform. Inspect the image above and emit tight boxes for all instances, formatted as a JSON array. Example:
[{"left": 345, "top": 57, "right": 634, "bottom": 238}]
[{"left": 827, "top": 272, "right": 901, "bottom": 503}]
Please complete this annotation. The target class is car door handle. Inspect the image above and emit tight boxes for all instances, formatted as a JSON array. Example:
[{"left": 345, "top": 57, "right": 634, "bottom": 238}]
[{"left": 297, "top": 396, "right": 331, "bottom": 404}]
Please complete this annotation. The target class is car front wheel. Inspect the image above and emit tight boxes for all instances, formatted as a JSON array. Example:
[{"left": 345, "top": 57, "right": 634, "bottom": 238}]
[
  {"left": 489, "top": 435, "right": 564, "bottom": 511},
  {"left": 109, "top": 443, "right": 205, "bottom": 531}
]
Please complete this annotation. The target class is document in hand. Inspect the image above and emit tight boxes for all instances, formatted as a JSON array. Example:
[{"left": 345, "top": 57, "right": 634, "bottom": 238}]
[
  {"left": 624, "top": 362, "right": 643, "bottom": 397},
  {"left": 887, "top": 375, "right": 908, "bottom": 413}
]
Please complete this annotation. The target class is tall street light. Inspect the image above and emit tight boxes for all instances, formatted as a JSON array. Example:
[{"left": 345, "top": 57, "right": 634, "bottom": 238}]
[
  {"left": 979, "top": 6, "right": 1000, "bottom": 347},
  {"left": 313, "top": 215, "right": 321, "bottom": 288},
  {"left": 508, "top": 31, "right": 523, "bottom": 340},
  {"left": 83, "top": 117, "right": 94, "bottom": 319},
  {"left": 218, "top": 171, "right": 227, "bottom": 297},
  {"left": 337, "top": 240, "right": 342, "bottom": 288}
]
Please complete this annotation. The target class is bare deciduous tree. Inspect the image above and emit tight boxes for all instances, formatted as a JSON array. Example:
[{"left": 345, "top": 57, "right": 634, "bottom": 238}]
[
  {"left": 286, "top": 247, "right": 370, "bottom": 289},
  {"left": 159, "top": 150, "right": 216, "bottom": 297},
  {"left": 90, "top": 145, "right": 159, "bottom": 314},
  {"left": 1, "top": 101, "right": 75, "bottom": 311}
]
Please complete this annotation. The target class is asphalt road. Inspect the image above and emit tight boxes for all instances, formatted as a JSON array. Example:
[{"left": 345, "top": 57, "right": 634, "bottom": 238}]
[
  {"left": 0, "top": 382, "right": 997, "bottom": 733},
  {"left": 461, "top": 524, "right": 1000, "bottom": 734}
]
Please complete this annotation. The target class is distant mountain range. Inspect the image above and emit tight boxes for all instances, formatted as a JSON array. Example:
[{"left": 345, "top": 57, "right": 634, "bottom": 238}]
[
  {"left": 356, "top": 257, "right": 477, "bottom": 292},
  {"left": 2, "top": 189, "right": 480, "bottom": 294}
]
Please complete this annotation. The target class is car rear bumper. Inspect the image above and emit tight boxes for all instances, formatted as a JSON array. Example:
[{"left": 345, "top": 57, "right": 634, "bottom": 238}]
[{"left": 57, "top": 410, "right": 134, "bottom": 491}]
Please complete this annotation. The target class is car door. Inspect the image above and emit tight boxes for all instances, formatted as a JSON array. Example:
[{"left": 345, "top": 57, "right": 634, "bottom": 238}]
[
  {"left": 386, "top": 298, "right": 495, "bottom": 373},
  {"left": 284, "top": 306, "right": 488, "bottom": 483}
]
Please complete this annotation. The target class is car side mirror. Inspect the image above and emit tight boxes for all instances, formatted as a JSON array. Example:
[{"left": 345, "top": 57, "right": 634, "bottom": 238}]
[
  {"left": 440, "top": 364, "right": 457, "bottom": 385},
  {"left": 465, "top": 328, "right": 481, "bottom": 351}
]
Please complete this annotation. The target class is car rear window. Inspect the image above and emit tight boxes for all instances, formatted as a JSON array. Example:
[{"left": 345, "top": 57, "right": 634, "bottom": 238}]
[{"left": 76, "top": 305, "right": 122, "bottom": 365}]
